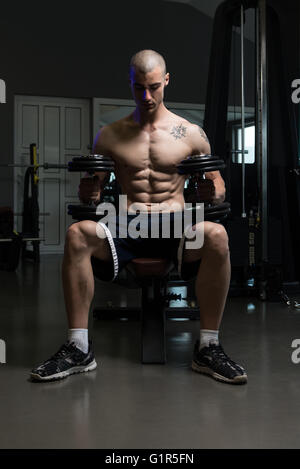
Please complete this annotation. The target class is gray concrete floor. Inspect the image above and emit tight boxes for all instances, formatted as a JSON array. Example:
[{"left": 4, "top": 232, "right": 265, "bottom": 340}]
[{"left": 1, "top": 255, "right": 300, "bottom": 449}]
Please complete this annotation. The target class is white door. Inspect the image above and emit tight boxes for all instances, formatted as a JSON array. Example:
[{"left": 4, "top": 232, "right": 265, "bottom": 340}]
[{"left": 14, "top": 95, "right": 91, "bottom": 253}]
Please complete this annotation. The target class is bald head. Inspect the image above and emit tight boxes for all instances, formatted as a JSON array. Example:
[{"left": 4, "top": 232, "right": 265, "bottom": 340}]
[{"left": 129, "top": 50, "right": 167, "bottom": 78}]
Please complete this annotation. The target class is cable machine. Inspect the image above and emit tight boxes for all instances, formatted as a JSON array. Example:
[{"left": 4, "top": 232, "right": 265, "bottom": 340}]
[{"left": 204, "top": 0, "right": 300, "bottom": 300}]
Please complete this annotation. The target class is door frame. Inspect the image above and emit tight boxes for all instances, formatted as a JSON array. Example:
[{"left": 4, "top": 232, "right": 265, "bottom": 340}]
[{"left": 14, "top": 94, "right": 91, "bottom": 252}]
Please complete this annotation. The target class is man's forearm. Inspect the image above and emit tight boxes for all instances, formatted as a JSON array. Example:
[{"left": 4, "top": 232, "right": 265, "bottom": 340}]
[
  {"left": 95, "top": 171, "right": 111, "bottom": 190},
  {"left": 205, "top": 171, "right": 226, "bottom": 204},
  {"left": 214, "top": 179, "right": 226, "bottom": 204}
]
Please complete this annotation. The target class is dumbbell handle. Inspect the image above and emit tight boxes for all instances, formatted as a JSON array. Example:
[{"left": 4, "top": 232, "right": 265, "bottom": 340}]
[{"left": 79, "top": 175, "right": 100, "bottom": 207}]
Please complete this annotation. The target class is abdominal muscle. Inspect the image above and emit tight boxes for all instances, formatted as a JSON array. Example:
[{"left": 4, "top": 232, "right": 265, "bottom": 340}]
[
  {"left": 126, "top": 193, "right": 185, "bottom": 214},
  {"left": 118, "top": 171, "right": 186, "bottom": 214}
]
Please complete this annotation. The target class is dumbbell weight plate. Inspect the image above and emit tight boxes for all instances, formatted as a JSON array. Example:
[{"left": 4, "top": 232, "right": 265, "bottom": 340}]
[
  {"left": 204, "top": 202, "right": 231, "bottom": 220},
  {"left": 186, "top": 202, "right": 231, "bottom": 223},
  {"left": 177, "top": 154, "right": 225, "bottom": 174},
  {"left": 68, "top": 155, "right": 115, "bottom": 172},
  {"left": 68, "top": 204, "right": 106, "bottom": 222}
]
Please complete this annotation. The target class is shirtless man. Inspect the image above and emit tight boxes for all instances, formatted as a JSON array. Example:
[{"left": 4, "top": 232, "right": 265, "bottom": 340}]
[{"left": 31, "top": 50, "right": 247, "bottom": 384}]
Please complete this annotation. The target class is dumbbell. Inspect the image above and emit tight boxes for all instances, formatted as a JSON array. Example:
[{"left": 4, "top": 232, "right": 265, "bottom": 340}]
[
  {"left": 68, "top": 153, "right": 230, "bottom": 222},
  {"left": 68, "top": 155, "right": 115, "bottom": 221},
  {"left": 177, "top": 154, "right": 231, "bottom": 221}
]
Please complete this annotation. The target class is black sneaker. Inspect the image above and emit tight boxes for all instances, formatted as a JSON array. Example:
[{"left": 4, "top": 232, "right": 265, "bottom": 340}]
[
  {"left": 191, "top": 340, "right": 247, "bottom": 384},
  {"left": 30, "top": 341, "right": 97, "bottom": 382}
]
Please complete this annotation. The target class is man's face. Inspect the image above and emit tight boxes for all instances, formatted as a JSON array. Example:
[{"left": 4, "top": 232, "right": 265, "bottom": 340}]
[{"left": 130, "top": 66, "right": 169, "bottom": 113}]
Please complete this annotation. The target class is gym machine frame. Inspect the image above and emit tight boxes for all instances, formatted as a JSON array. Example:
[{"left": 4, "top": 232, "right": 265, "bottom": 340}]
[
  {"left": 203, "top": 0, "right": 300, "bottom": 300},
  {"left": 0, "top": 143, "right": 69, "bottom": 269}
]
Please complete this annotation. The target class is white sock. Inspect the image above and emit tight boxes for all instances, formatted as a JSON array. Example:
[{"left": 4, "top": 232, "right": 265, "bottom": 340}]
[
  {"left": 199, "top": 329, "right": 219, "bottom": 350},
  {"left": 68, "top": 329, "right": 89, "bottom": 353}
]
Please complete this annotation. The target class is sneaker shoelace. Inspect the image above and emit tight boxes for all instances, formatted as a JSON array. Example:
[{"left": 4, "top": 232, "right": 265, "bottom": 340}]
[
  {"left": 48, "top": 342, "right": 75, "bottom": 363},
  {"left": 207, "top": 345, "right": 242, "bottom": 371}
]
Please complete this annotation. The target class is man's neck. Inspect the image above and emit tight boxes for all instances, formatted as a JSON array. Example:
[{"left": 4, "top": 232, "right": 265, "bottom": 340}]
[{"left": 132, "top": 103, "right": 168, "bottom": 128}]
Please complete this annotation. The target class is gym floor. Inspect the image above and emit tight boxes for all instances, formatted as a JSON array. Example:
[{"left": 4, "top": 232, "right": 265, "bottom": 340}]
[{"left": 1, "top": 255, "right": 300, "bottom": 449}]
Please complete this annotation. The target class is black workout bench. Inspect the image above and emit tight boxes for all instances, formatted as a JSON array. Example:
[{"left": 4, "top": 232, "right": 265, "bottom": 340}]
[{"left": 93, "top": 257, "right": 173, "bottom": 364}]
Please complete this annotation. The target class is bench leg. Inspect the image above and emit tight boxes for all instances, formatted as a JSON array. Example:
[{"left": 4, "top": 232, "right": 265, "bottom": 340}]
[{"left": 141, "top": 279, "right": 166, "bottom": 364}]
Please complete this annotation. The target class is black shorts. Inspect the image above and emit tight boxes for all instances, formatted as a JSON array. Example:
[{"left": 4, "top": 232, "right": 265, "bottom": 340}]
[{"left": 91, "top": 212, "right": 201, "bottom": 282}]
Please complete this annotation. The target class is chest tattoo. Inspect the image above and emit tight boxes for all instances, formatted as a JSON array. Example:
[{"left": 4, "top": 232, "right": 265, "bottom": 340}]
[
  {"left": 170, "top": 124, "right": 187, "bottom": 140},
  {"left": 198, "top": 126, "right": 209, "bottom": 143}
]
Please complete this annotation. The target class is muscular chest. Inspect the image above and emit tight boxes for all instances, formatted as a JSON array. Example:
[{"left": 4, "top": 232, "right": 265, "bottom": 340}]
[{"left": 112, "top": 128, "right": 191, "bottom": 175}]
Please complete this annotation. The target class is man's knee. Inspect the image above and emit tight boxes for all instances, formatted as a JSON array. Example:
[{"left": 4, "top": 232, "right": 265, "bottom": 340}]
[
  {"left": 65, "top": 222, "right": 88, "bottom": 251},
  {"left": 204, "top": 223, "right": 229, "bottom": 258},
  {"left": 65, "top": 221, "right": 111, "bottom": 262},
  {"left": 64, "top": 222, "right": 114, "bottom": 269}
]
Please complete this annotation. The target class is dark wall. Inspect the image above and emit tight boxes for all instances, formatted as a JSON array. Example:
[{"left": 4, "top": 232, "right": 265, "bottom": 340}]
[{"left": 0, "top": 0, "right": 255, "bottom": 207}]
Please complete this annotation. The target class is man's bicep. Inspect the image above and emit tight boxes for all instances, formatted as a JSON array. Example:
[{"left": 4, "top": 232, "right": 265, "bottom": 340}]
[
  {"left": 191, "top": 125, "right": 211, "bottom": 155},
  {"left": 92, "top": 129, "right": 105, "bottom": 154},
  {"left": 92, "top": 124, "right": 114, "bottom": 154},
  {"left": 198, "top": 126, "right": 210, "bottom": 145}
]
